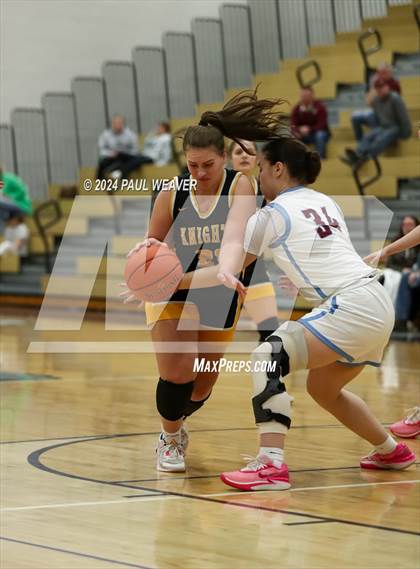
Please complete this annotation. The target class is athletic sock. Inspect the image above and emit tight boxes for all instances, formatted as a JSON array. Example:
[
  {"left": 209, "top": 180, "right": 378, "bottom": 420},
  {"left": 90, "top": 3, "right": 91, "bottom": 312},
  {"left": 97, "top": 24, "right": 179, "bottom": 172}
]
[
  {"left": 375, "top": 435, "right": 397, "bottom": 455},
  {"left": 258, "top": 446, "right": 284, "bottom": 468},
  {"left": 161, "top": 428, "right": 182, "bottom": 445}
]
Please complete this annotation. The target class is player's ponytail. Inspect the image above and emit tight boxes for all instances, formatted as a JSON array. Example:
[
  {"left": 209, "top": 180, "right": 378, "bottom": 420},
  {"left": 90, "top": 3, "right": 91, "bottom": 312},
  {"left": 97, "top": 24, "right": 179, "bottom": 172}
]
[
  {"left": 262, "top": 138, "right": 321, "bottom": 184},
  {"left": 182, "top": 88, "right": 289, "bottom": 154},
  {"left": 304, "top": 149, "right": 321, "bottom": 184}
]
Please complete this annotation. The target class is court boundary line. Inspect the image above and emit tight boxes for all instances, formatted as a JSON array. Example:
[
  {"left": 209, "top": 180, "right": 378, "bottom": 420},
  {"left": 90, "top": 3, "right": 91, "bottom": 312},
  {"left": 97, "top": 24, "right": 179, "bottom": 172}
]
[
  {"left": 25, "top": 438, "right": 420, "bottom": 537},
  {"left": 3, "top": 479, "right": 419, "bottom": 513},
  {"left": 0, "top": 536, "right": 154, "bottom": 569}
]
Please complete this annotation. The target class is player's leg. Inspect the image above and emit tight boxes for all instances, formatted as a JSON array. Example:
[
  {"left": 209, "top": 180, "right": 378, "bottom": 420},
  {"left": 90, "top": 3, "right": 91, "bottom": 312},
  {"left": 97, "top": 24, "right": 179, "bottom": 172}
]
[
  {"left": 151, "top": 316, "right": 199, "bottom": 471},
  {"left": 221, "top": 317, "right": 415, "bottom": 490},
  {"left": 183, "top": 328, "right": 234, "bottom": 419},
  {"left": 221, "top": 321, "right": 306, "bottom": 490},
  {"left": 307, "top": 361, "right": 390, "bottom": 444},
  {"left": 307, "top": 361, "right": 416, "bottom": 469},
  {"left": 243, "top": 284, "right": 279, "bottom": 343}
]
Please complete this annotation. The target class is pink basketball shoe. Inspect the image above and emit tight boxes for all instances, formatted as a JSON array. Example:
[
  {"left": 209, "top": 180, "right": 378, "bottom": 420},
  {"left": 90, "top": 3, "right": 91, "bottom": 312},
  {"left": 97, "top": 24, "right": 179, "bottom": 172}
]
[
  {"left": 390, "top": 407, "right": 420, "bottom": 439},
  {"left": 220, "top": 455, "right": 291, "bottom": 491},
  {"left": 360, "top": 442, "right": 416, "bottom": 470}
]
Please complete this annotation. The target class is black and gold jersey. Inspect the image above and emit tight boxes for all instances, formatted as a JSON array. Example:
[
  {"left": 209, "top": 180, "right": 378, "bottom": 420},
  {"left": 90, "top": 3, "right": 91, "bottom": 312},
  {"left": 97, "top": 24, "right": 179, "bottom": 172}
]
[{"left": 169, "top": 168, "right": 244, "bottom": 329}]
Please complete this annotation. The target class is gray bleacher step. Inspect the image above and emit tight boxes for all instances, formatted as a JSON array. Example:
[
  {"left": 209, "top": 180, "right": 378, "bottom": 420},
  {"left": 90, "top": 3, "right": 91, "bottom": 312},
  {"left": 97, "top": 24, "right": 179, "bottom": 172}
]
[
  {"left": 394, "top": 53, "right": 420, "bottom": 77},
  {"left": 0, "top": 283, "right": 43, "bottom": 295}
]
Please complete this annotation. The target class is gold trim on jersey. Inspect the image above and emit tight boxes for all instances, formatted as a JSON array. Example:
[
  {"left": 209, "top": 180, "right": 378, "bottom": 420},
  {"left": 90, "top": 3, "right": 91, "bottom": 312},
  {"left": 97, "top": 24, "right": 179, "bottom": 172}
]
[
  {"left": 228, "top": 172, "right": 255, "bottom": 208},
  {"left": 190, "top": 169, "right": 226, "bottom": 219},
  {"left": 245, "top": 282, "right": 276, "bottom": 302},
  {"left": 168, "top": 184, "right": 177, "bottom": 220}
]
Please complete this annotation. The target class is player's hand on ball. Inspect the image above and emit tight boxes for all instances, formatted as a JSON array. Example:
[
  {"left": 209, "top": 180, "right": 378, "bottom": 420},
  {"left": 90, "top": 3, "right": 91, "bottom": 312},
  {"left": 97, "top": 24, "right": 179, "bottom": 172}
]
[
  {"left": 217, "top": 270, "right": 247, "bottom": 301},
  {"left": 127, "top": 238, "right": 168, "bottom": 258},
  {"left": 118, "top": 283, "right": 144, "bottom": 309}
]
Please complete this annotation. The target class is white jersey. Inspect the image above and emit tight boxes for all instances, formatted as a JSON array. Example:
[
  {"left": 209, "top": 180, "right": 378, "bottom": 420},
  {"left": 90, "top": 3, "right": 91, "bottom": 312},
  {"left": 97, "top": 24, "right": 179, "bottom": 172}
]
[{"left": 244, "top": 186, "right": 373, "bottom": 303}]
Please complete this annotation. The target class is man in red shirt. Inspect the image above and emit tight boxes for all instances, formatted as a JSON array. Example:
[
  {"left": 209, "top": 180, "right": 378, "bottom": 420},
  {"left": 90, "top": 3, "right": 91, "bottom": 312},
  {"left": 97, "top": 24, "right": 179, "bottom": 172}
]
[{"left": 291, "top": 86, "right": 330, "bottom": 159}]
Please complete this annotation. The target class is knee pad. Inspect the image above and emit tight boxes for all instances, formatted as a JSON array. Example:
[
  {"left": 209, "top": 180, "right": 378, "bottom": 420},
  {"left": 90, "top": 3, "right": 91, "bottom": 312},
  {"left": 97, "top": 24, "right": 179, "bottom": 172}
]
[
  {"left": 183, "top": 391, "right": 212, "bottom": 418},
  {"left": 269, "top": 321, "right": 308, "bottom": 375},
  {"left": 250, "top": 321, "right": 307, "bottom": 434},
  {"left": 156, "top": 378, "right": 194, "bottom": 421}
]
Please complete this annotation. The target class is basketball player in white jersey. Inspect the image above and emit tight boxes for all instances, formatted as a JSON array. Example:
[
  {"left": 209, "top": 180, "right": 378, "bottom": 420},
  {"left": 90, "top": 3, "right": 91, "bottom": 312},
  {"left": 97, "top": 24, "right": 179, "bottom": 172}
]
[{"left": 179, "top": 130, "right": 416, "bottom": 490}]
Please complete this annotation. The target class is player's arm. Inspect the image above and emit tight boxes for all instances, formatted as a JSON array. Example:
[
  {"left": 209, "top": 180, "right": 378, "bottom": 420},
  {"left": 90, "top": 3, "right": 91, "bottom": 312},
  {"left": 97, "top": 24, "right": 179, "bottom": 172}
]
[
  {"left": 364, "top": 226, "right": 420, "bottom": 265},
  {"left": 178, "top": 175, "right": 256, "bottom": 291},
  {"left": 218, "top": 174, "right": 257, "bottom": 274},
  {"left": 127, "top": 189, "right": 174, "bottom": 256},
  {"left": 218, "top": 204, "right": 286, "bottom": 293}
]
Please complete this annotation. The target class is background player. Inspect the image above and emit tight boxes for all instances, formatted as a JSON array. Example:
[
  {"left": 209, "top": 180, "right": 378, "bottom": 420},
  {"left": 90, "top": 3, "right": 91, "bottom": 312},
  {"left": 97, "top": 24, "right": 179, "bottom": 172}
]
[
  {"left": 228, "top": 139, "right": 279, "bottom": 342},
  {"left": 364, "top": 225, "right": 420, "bottom": 439}
]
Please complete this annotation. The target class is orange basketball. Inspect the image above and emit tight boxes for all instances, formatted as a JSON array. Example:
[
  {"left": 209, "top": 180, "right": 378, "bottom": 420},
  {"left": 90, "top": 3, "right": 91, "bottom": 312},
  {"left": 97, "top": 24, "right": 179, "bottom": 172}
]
[{"left": 124, "top": 244, "right": 183, "bottom": 303}]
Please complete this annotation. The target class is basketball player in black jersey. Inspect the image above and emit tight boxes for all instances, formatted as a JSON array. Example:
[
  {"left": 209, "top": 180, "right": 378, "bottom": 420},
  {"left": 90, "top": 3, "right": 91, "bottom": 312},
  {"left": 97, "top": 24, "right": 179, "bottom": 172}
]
[{"left": 124, "top": 91, "right": 291, "bottom": 472}]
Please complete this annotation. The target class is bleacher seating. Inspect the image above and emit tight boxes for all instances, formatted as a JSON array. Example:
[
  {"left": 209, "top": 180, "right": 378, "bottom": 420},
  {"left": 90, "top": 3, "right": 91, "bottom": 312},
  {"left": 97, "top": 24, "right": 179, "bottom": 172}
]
[{"left": 1, "top": 1, "right": 419, "bottom": 316}]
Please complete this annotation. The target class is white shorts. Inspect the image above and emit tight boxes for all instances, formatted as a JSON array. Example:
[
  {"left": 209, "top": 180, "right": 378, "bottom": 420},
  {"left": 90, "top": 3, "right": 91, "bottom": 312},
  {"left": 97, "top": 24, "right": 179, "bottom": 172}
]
[{"left": 299, "top": 279, "right": 395, "bottom": 367}]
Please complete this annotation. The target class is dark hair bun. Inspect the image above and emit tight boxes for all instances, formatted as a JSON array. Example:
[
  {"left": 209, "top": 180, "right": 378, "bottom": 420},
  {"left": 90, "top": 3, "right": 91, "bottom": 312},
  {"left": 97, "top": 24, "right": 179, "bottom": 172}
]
[{"left": 305, "top": 150, "right": 321, "bottom": 184}]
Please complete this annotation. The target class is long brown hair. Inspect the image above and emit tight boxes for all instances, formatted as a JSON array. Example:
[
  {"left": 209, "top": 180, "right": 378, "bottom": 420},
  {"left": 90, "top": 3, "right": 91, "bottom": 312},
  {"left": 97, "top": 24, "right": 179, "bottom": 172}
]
[{"left": 181, "top": 88, "right": 289, "bottom": 155}]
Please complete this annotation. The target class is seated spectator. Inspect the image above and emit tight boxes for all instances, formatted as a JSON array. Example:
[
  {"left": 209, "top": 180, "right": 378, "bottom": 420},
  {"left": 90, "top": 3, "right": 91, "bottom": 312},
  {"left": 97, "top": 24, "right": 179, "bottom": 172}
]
[
  {"left": 341, "top": 78, "right": 412, "bottom": 167},
  {"left": 291, "top": 87, "right": 330, "bottom": 159},
  {"left": 0, "top": 167, "right": 33, "bottom": 220},
  {"left": 0, "top": 212, "right": 30, "bottom": 258},
  {"left": 351, "top": 63, "right": 401, "bottom": 141},
  {"left": 141, "top": 122, "right": 172, "bottom": 167},
  {"left": 96, "top": 117, "right": 172, "bottom": 181}
]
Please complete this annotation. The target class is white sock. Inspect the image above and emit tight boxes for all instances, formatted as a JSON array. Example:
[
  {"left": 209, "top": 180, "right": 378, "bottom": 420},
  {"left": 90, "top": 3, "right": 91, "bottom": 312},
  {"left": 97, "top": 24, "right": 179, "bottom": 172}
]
[
  {"left": 375, "top": 435, "right": 397, "bottom": 455},
  {"left": 258, "top": 446, "right": 284, "bottom": 467},
  {"left": 162, "top": 428, "right": 182, "bottom": 444}
]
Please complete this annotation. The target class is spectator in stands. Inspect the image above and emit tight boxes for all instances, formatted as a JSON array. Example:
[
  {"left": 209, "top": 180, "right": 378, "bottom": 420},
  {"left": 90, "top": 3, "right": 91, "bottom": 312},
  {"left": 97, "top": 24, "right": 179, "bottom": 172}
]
[
  {"left": 351, "top": 63, "right": 401, "bottom": 141},
  {"left": 141, "top": 122, "right": 172, "bottom": 167},
  {"left": 0, "top": 167, "right": 32, "bottom": 220},
  {"left": 0, "top": 212, "right": 30, "bottom": 258},
  {"left": 290, "top": 86, "right": 330, "bottom": 159},
  {"left": 341, "top": 78, "right": 412, "bottom": 168},
  {"left": 96, "top": 116, "right": 172, "bottom": 180}
]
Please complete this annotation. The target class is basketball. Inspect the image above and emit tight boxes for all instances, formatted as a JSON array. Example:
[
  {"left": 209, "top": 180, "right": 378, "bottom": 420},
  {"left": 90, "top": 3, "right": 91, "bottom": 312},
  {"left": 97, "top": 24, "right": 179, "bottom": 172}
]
[{"left": 124, "top": 244, "right": 183, "bottom": 303}]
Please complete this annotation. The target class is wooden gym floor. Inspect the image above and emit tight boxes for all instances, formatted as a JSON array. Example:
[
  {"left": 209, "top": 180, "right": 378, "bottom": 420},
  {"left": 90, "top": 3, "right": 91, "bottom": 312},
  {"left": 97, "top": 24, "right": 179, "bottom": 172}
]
[{"left": 0, "top": 310, "right": 419, "bottom": 569}]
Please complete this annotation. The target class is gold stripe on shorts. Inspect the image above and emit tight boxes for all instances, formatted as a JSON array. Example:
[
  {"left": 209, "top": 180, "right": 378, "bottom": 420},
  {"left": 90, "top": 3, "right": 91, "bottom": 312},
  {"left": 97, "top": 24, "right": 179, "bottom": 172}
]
[
  {"left": 245, "top": 282, "right": 276, "bottom": 302},
  {"left": 145, "top": 302, "right": 199, "bottom": 326}
]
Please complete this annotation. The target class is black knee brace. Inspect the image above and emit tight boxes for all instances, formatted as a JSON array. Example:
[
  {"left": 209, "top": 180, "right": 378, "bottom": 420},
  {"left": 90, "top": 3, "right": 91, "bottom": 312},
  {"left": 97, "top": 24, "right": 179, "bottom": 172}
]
[
  {"left": 252, "top": 376, "right": 291, "bottom": 429},
  {"left": 266, "top": 335, "right": 290, "bottom": 380},
  {"left": 156, "top": 378, "right": 194, "bottom": 421},
  {"left": 257, "top": 317, "right": 279, "bottom": 343},
  {"left": 183, "top": 391, "right": 212, "bottom": 418}
]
